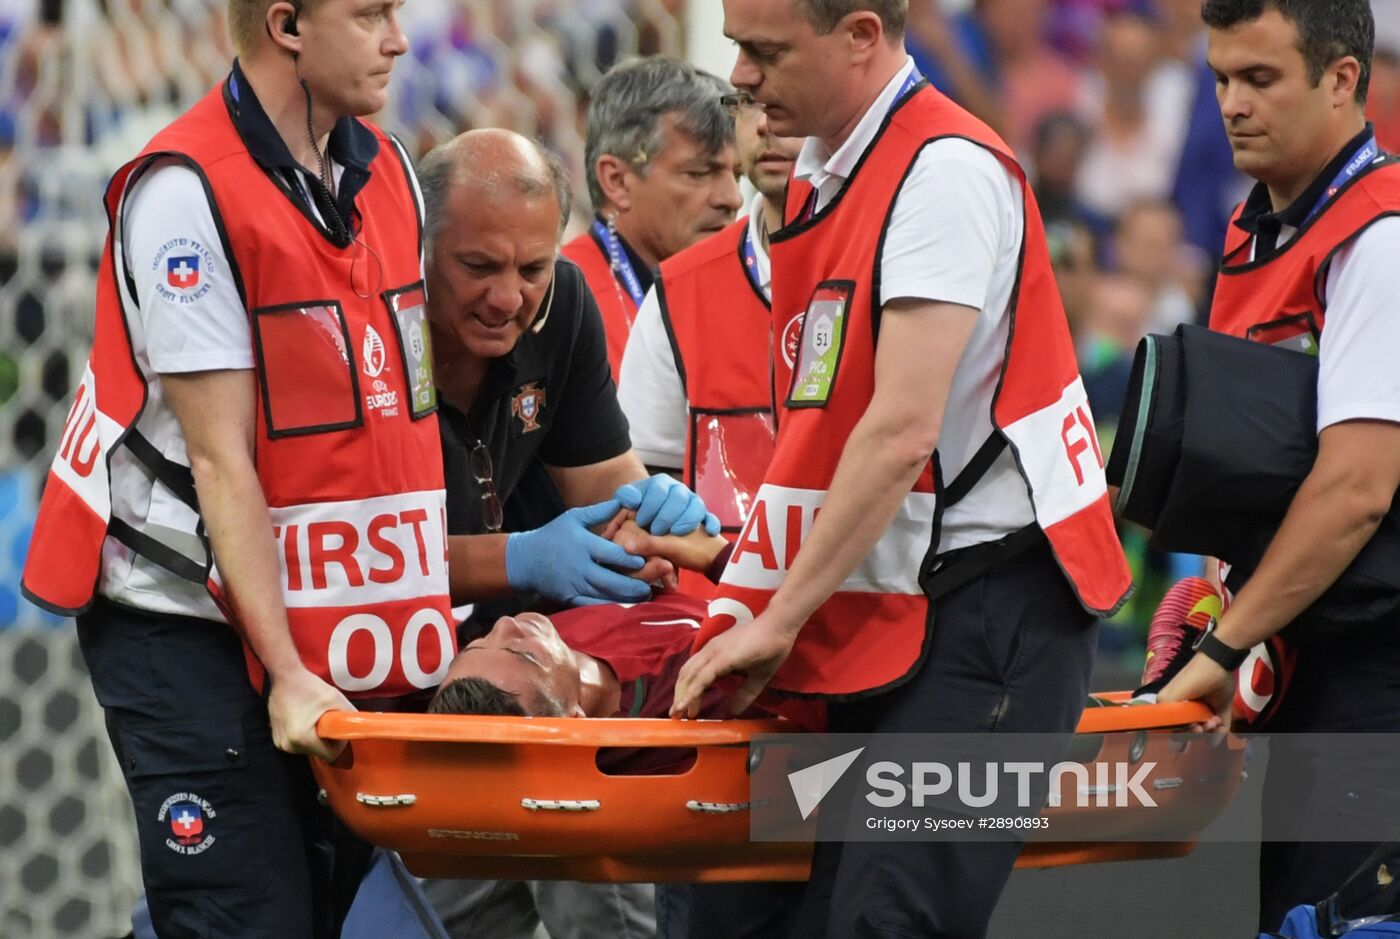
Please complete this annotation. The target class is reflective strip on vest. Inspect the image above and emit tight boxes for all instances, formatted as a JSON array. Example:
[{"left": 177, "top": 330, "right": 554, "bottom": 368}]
[
  {"left": 1000, "top": 375, "right": 1107, "bottom": 526},
  {"left": 721, "top": 483, "right": 935, "bottom": 595},
  {"left": 207, "top": 489, "right": 450, "bottom": 609}
]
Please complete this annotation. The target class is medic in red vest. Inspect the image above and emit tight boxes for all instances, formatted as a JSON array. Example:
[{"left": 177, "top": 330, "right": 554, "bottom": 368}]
[
  {"left": 675, "top": 34, "right": 1131, "bottom": 711},
  {"left": 24, "top": 72, "right": 452, "bottom": 712},
  {"left": 616, "top": 92, "right": 805, "bottom": 599},
  {"left": 562, "top": 57, "right": 743, "bottom": 378}
]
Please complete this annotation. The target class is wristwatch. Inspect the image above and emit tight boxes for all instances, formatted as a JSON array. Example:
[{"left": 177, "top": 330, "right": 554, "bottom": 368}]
[{"left": 1191, "top": 621, "right": 1250, "bottom": 672}]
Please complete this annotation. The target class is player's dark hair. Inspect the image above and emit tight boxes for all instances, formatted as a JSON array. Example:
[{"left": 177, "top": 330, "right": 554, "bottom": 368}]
[
  {"left": 429, "top": 677, "right": 529, "bottom": 717},
  {"left": 428, "top": 676, "right": 568, "bottom": 718},
  {"left": 1201, "top": 0, "right": 1374, "bottom": 104}
]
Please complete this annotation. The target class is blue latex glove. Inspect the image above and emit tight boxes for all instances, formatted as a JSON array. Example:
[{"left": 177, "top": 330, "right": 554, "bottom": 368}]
[
  {"left": 614, "top": 474, "right": 721, "bottom": 536},
  {"left": 504, "top": 499, "right": 652, "bottom": 606}
]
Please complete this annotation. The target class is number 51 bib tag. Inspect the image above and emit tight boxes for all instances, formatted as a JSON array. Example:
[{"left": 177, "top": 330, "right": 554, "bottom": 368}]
[{"left": 788, "top": 281, "right": 854, "bottom": 407}]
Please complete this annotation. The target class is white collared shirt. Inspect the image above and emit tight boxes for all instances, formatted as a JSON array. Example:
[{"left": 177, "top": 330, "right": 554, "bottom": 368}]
[
  {"left": 618, "top": 191, "right": 772, "bottom": 469},
  {"left": 794, "top": 58, "right": 920, "bottom": 216},
  {"left": 793, "top": 58, "right": 1035, "bottom": 551}
]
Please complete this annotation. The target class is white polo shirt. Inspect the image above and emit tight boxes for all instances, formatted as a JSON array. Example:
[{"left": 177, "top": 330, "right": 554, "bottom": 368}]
[
  {"left": 618, "top": 191, "right": 773, "bottom": 470},
  {"left": 795, "top": 58, "right": 1035, "bottom": 552},
  {"left": 101, "top": 154, "right": 371, "bottom": 619},
  {"left": 1258, "top": 217, "right": 1400, "bottom": 431}
]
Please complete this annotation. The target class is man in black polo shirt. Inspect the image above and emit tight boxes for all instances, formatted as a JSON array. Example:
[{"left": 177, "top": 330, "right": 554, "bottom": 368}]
[
  {"left": 416, "top": 128, "right": 705, "bottom": 938},
  {"left": 418, "top": 129, "right": 717, "bottom": 612}
]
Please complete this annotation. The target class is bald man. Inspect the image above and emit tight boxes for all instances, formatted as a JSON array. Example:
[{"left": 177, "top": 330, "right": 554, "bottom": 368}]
[
  {"left": 418, "top": 128, "right": 700, "bottom": 939},
  {"left": 417, "top": 130, "right": 716, "bottom": 613}
]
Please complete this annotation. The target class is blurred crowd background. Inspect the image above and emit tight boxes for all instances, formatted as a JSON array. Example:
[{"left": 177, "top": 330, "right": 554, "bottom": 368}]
[{"left": 6, "top": 2, "right": 1400, "bottom": 936}]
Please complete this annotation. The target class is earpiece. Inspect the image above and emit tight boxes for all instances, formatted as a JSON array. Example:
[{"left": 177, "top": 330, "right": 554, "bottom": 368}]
[{"left": 282, "top": 10, "right": 299, "bottom": 36}]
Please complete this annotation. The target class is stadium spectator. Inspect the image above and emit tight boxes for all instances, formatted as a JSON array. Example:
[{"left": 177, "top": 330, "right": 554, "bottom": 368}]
[
  {"left": 1030, "top": 109, "right": 1103, "bottom": 231},
  {"left": 911, "top": 0, "right": 1085, "bottom": 155},
  {"left": 1074, "top": 8, "right": 1194, "bottom": 218},
  {"left": 1047, "top": 217, "right": 1101, "bottom": 338},
  {"left": 1157, "top": 0, "right": 1250, "bottom": 256},
  {"left": 905, "top": 0, "right": 1008, "bottom": 136},
  {"left": 1156, "top": 0, "right": 1400, "bottom": 929},
  {"left": 562, "top": 56, "right": 742, "bottom": 376},
  {"left": 22, "top": 0, "right": 435, "bottom": 935},
  {"left": 1078, "top": 271, "right": 1152, "bottom": 420},
  {"left": 1111, "top": 197, "right": 1205, "bottom": 334}
]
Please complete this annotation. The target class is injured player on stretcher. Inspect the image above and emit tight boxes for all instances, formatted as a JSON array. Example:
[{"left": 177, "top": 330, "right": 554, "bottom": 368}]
[{"left": 428, "top": 517, "right": 821, "bottom": 770}]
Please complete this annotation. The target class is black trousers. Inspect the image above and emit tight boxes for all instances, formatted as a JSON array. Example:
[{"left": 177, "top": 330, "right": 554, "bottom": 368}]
[
  {"left": 76, "top": 599, "right": 374, "bottom": 939},
  {"left": 1256, "top": 629, "right": 1400, "bottom": 932},
  {"left": 665, "top": 543, "right": 1097, "bottom": 939}
]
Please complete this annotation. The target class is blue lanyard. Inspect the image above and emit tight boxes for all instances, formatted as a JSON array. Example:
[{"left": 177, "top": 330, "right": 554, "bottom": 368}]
[
  {"left": 1304, "top": 132, "right": 1379, "bottom": 226},
  {"left": 591, "top": 219, "right": 646, "bottom": 308},
  {"left": 797, "top": 66, "right": 924, "bottom": 223},
  {"left": 894, "top": 66, "right": 923, "bottom": 105},
  {"left": 740, "top": 224, "right": 766, "bottom": 297}
]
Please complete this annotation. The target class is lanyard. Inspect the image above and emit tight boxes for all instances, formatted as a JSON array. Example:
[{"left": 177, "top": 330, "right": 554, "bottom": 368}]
[
  {"left": 893, "top": 67, "right": 924, "bottom": 105},
  {"left": 740, "top": 224, "right": 766, "bottom": 298},
  {"left": 591, "top": 219, "right": 647, "bottom": 308},
  {"left": 797, "top": 66, "right": 925, "bottom": 223},
  {"left": 1304, "top": 132, "right": 1379, "bottom": 226}
]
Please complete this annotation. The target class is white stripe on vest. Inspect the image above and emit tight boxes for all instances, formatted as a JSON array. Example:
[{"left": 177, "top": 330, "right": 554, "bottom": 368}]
[
  {"left": 208, "top": 489, "right": 449, "bottom": 609},
  {"left": 720, "top": 484, "right": 936, "bottom": 594},
  {"left": 1000, "top": 376, "right": 1108, "bottom": 527}
]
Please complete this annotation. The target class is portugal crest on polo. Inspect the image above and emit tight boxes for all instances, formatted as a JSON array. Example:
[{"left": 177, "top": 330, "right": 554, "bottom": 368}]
[{"left": 512, "top": 382, "right": 545, "bottom": 433}]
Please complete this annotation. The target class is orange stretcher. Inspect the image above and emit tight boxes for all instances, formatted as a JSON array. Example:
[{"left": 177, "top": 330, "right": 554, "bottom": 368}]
[{"left": 312, "top": 693, "right": 1245, "bottom": 883}]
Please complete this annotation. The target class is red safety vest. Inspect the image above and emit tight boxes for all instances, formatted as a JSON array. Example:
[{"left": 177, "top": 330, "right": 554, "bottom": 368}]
[
  {"left": 562, "top": 231, "right": 638, "bottom": 379},
  {"left": 696, "top": 82, "right": 1132, "bottom": 698},
  {"left": 655, "top": 216, "right": 777, "bottom": 597},
  {"left": 1211, "top": 159, "right": 1400, "bottom": 344},
  {"left": 23, "top": 84, "right": 454, "bottom": 700}
]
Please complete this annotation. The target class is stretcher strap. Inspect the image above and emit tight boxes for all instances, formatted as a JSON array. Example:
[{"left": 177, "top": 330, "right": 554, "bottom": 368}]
[
  {"left": 686, "top": 800, "right": 750, "bottom": 814},
  {"left": 521, "top": 799, "right": 600, "bottom": 812},
  {"left": 356, "top": 793, "right": 418, "bottom": 807}
]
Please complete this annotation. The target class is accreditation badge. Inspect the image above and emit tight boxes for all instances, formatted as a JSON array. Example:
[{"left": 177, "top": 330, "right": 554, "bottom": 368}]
[
  {"left": 383, "top": 282, "right": 437, "bottom": 419},
  {"left": 787, "top": 281, "right": 854, "bottom": 408}
]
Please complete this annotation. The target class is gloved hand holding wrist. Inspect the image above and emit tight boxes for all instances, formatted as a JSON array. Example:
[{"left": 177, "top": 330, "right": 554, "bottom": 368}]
[
  {"left": 504, "top": 499, "right": 653, "bottom": 606},
  {"left": 614, "top": 474, "right": 721, "bottom": 536}
]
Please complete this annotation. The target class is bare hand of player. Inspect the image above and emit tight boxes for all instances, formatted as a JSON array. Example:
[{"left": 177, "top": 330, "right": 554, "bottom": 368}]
[
  {"left": 671, "top": 614, "right": 797, "bottom": 718},
  {"left": 612, "top": 518, "right": 727, "bottom": 572},
  {"left": 267, "top": 667, "right": 355, "bottom": 762},
  {"left": 596, "top": 508, "right": 677, "bottom": 588}
]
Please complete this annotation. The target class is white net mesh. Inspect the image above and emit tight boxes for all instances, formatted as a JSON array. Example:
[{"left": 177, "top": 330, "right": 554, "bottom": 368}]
[{"left": 0, "top": 2, "right": 686, "bottom": 936}]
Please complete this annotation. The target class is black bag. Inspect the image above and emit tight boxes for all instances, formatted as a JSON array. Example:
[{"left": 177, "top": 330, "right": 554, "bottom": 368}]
[{"left": 1106, "top": 324, "right": 1400, "bottom": 640}]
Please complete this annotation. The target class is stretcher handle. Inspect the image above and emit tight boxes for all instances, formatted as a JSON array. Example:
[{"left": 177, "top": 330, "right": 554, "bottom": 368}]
[
  {"left": 1076, "top": 694, "right": 1217, "bottom": 734},
  {"left": 316, "top": 711, "right": 793, "bottom": 747}
]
